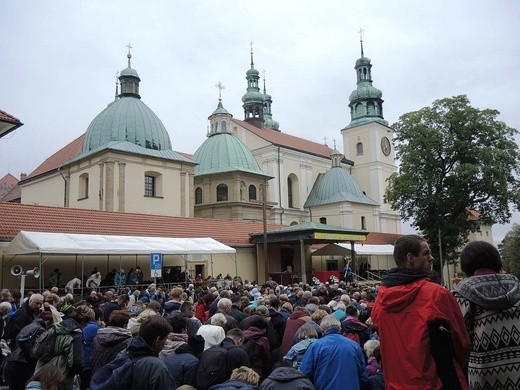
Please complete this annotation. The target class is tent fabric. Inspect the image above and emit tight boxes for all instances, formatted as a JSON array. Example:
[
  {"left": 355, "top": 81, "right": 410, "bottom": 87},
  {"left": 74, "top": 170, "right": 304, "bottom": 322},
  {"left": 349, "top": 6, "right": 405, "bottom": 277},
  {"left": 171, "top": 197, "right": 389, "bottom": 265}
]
[
  {"left": 338, "top": 243, "right": 394, "bottom": 255},
  {"left": 312, "top": 243, "right": 393, "bottom": 256},
  {"left": 3, "top": 231, "right": 236, "bottom": 255}
]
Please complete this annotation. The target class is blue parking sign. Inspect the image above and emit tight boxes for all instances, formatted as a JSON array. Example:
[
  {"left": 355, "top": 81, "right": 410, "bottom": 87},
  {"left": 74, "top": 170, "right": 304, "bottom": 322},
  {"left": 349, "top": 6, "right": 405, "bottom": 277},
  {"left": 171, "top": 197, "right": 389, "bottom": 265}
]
[{"left": 150, "top": 253, "right": 163, "bottom": 278}]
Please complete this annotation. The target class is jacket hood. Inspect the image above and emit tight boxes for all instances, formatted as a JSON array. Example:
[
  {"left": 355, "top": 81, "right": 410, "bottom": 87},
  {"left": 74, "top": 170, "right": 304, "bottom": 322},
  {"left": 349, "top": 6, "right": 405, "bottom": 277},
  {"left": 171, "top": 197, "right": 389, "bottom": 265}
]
[
  {"left": 127, "top": 336, "right": 158, "bottom": 359},
  {"left": 266, "top": 366, "right": 310, "bottom": 382},
  {"left": 455, "top": 273, "right": 520, "bottom": 310},
  {"left": 376, "top": 278, "right": 429, "bottom": 313},
  {"left": 96, "top": 326, "right": 132, "bottom": 347},
  {"left": 381, "top": 268, "right": 428, "bottom": 287},
  {"left": 243, "top": 326, "right": 265, "bottom": 339},
  {"left": 55, "top": 318, "right": 82, "bottom": 335},
  {"left": 288, "top": 310, "right": 310, "bottom": 321},
  {"left": 341, "top": 318, "right": 368, "bottom": 333}
]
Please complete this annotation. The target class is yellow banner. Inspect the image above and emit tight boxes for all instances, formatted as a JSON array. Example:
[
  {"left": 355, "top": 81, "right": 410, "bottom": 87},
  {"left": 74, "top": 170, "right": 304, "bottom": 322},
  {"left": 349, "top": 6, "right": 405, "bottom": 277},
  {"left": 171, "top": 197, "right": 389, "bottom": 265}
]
[{"left": 314, "top": 232, "right": 367, "bottom": 241}]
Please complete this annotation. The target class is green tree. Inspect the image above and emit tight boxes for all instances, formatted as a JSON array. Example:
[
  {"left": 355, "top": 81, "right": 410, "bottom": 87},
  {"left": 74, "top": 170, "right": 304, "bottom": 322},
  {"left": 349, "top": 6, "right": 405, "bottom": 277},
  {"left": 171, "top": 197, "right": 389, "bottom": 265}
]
[
  {"left": 385, "top": 95, "right": 520, "bottom": 277},
  {"left": 501, "top": 224, "right": 520, "bottom": 278}
]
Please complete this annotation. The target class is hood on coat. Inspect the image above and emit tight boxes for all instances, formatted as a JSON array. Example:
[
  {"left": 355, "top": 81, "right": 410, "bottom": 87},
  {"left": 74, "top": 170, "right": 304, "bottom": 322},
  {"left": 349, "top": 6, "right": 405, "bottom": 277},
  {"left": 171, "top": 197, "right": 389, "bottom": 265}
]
[
  {"left": 288, "top": 310, "right": 310, "bottom": 321},
  {"left": 455, "top": 273, "right": 520, "bottom": 310},
  {"left": 55, "top": 318, "right": 81, "bottom": 335},
  {"left": 96, "top": 326, "right": 132, "bottom": 347},
  {"left": 265, "top": 366, "right": 310, "bottom": 382},
  {"left": 375, "top": 278, "right": 428, "bottom": 313},
  {"left": 126, "top": 336, "right": 158, "bottom": 359}
]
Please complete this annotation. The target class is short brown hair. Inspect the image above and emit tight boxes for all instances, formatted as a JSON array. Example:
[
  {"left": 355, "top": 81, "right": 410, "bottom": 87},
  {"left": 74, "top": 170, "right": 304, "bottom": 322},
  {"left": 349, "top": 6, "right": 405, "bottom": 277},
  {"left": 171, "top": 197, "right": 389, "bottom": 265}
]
[
  {"left": 393, "top": 235, "right": 426, "bottom": 267},
  {"left": 108, "top": 310, "right": 130, "bottom": 328}
]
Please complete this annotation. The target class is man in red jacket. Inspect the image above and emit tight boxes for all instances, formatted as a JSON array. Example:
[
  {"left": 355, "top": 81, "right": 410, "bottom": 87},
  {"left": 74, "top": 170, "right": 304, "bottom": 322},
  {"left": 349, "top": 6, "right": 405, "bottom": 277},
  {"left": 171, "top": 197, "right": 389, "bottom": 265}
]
[{"left": 371, "top": 235, "right": 470, "bottom": 390}]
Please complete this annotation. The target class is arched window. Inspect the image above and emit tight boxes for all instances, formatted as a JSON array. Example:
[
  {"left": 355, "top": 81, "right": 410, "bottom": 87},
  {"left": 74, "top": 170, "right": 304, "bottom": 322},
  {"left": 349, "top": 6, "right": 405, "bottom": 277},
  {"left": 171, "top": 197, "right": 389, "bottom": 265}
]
[
  {"left": 287, "top": 174, "right": 299, "bottom": 208},
  {"left": 356, "top": 142, "right": 364, "bottom": 156},
  {"left": 367, "top": 102, "right": 375, "bottom": 115},
  {"left": 217, "top": 184, "right": 228, "bottom": 202},
  {"left": 287, "top": 178, "right": 293, "bottom": 208},
  {"left": 79, "top": 173, "right": 89, "bottom": 199},
  {"left": 221, "top": 121, "right": 227, "bottom": 133},
  {"left": 195, "top": 187, "right": 202, "bottom": 205},
  {"left": 361, "top": 216, "right": 366, "bottom": 230},
  {"left": 248, "top": 185, "right": 257, "bottom": 201}
]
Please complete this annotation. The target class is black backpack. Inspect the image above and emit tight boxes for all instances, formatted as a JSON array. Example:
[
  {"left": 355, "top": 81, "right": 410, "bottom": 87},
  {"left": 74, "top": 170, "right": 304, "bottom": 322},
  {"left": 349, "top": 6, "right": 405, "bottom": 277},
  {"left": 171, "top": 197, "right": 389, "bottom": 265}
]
[
  {"left": 30, "top": 326, "right": 58, "bottom": 363},
  {"left": 196, "top": 344, "right": 230, "bottom": 390}
]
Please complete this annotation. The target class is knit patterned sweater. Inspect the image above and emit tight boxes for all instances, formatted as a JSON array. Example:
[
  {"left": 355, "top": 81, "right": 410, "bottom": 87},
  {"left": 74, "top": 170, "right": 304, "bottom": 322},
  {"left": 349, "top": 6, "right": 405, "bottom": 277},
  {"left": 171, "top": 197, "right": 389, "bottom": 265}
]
[{"left": 453, "top": 273, "right": 520, "bottom": 390}]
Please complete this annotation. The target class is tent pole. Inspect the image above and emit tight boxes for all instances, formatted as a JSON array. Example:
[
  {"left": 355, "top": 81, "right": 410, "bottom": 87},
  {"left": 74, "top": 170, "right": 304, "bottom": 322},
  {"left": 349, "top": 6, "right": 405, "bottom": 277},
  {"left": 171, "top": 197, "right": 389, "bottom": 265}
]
[
  {"left": 39, "top": 253, "right": 42, "bottom": 292},
  {"left": 81, "top": 255, "right": 84, "bottom": 297},
  {"left": 234, "top": 253, "right": 238, "bottom": 278}
]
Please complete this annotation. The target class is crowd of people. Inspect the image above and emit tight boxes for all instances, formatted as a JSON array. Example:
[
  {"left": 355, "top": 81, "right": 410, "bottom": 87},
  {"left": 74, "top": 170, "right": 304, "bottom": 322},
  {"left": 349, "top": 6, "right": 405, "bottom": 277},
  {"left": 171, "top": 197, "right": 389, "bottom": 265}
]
[{"left": 0, "top": 235, "right": 518, "bottom": 389}]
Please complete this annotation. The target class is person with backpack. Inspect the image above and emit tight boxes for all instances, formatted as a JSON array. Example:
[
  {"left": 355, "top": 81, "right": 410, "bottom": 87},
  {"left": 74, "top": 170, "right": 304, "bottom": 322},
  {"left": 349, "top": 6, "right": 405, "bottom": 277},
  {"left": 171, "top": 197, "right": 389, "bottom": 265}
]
[
  {"left": 196, "top": 328, "right": 251, "bottom": 390},
  {"left": 3, "top": 293, "right": 44, "bottom": 350},
  {"left": 242, "top": 317, "right": 272, "bottom": 381},
  {"left": 341, "top": 305, "right": 370, "bottom": 348},
  {"left": 90, "top": 315, "right": 174, "bottom": 390},
  {"left": 4, "top": 310, "right": 53, "bottom": 390},
  {"left": 33, "top": 304, "right": 95, "bottom": 390}
]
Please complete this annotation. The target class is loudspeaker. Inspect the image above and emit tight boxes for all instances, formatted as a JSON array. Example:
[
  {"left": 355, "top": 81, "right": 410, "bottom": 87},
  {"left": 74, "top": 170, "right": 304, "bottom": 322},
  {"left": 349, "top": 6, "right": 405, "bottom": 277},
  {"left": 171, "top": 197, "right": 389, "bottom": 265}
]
[
  {"left": 26, "top": 267, "right": 40, "bottom": 278},
  {"left": 11, "top": 265, "right": 23, "bottom": 276}
]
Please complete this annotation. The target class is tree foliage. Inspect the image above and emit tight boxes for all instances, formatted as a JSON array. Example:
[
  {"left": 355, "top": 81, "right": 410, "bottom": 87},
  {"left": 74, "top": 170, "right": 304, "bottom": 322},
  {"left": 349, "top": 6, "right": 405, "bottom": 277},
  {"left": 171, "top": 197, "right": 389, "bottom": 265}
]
[
  {"left": 386, "top": 95, "right": 520, "bottom": 266},
  {"left": 501, "top": 224, "right": 520, "bottom": 278}
]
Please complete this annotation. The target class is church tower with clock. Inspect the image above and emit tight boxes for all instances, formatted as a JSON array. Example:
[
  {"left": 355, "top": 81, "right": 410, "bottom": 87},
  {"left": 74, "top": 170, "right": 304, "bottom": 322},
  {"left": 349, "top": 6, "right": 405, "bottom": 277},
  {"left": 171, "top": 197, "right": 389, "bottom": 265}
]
[{"left": 341, "top": 35, "right": 401, "bottom": 233}]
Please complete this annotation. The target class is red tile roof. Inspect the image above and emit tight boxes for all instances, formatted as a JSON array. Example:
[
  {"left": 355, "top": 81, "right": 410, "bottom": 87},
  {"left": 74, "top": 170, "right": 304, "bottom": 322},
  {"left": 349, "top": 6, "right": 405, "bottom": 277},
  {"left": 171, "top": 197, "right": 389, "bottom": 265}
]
[
  {"left": 232, "top": 119, "right": 335, "bottom": 160},
  {"left": 1, "top": 184, "right": 21, "bottom": 202},
  {"left": 0, "top": 110, "right": 22, "bottom": 124},
  {"left": 24, "top": 133, "right": 194, "bottom": 181},
  {"left": 0, "top": 173, "right": 19, "bottom": 199},
  {"left": 0, "top": 202, "right": 282, "bottom": 247},
  {"left": 25, "top": 134, "right": 85, "bottom": 180}
]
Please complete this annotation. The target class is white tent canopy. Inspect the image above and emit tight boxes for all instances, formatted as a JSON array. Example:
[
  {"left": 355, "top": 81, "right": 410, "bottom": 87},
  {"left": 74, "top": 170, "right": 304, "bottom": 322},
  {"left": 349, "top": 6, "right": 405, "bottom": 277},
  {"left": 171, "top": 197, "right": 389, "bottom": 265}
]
[
  {"left": 4, "top": 231, "right": 236, "bottom": 255},
  {"left": 337, "top": 243, "right": 394, "bottom": 255}
]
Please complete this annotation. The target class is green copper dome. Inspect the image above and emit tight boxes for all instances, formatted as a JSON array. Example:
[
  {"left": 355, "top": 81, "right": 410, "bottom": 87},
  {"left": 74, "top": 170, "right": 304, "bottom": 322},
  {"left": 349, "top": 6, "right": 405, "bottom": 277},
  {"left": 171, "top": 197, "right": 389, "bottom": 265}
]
[
  {"left": 355, "top": 56, "right": 371, "bottom": 67},
  {"left": 193, "top": 132, "right": 269, "bottom": 177},
  {"left": 83, "top": 97, "right": 172, "bottom": 152},
  {"left": 83, "top": 51, "right": 172, "bottom": 153},
  {"left": 241, "top": 90, "right": 264, "bottom": 104},
  {"left": 304, "top": 167, "right": 378, "bottom": 207},
  {"left": 349, "top": 84, "right": 383, "bottom": 101},
  {"left": 120, "top": 66, "right": 140, "bottom": 78}
]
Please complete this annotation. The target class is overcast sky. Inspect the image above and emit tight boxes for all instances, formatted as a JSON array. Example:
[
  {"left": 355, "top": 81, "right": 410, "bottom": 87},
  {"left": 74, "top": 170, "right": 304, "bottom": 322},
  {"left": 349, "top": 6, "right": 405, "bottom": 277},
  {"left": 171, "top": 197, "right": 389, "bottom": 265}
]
[{"left": 1, "top": 0, "right": 519, "bottom": 243}]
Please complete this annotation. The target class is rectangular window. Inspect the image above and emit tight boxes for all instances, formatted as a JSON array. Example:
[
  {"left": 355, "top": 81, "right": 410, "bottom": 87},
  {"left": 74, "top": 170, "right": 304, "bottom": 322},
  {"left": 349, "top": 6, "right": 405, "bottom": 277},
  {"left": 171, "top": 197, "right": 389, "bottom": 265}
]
[
  {"left": 145, "top": 175, "right": 155, "bottom": 197},
  {"left": 361, "top": 216, "right": 366, "bottom": 230}
]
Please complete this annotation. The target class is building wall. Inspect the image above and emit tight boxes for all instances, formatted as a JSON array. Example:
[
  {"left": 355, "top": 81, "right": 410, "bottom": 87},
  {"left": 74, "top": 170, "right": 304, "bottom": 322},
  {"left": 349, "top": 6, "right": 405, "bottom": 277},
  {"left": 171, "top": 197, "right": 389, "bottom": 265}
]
[
  {"left": 341, "top": 121, "right": 401, "bottom": 233},
  {"left": 21, "top": 173, "right": 66, "bottom": 207},
  {"left": 23, "top": 151, "right": 195, "bottom": 217}
]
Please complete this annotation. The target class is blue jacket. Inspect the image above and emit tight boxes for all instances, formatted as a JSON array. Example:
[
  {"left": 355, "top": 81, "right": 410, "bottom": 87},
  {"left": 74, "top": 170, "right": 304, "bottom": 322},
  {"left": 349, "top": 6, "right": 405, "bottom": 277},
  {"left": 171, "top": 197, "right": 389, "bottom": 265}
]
[{"left": 300, "top": 329, "right": 368, "bottom": 390}]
